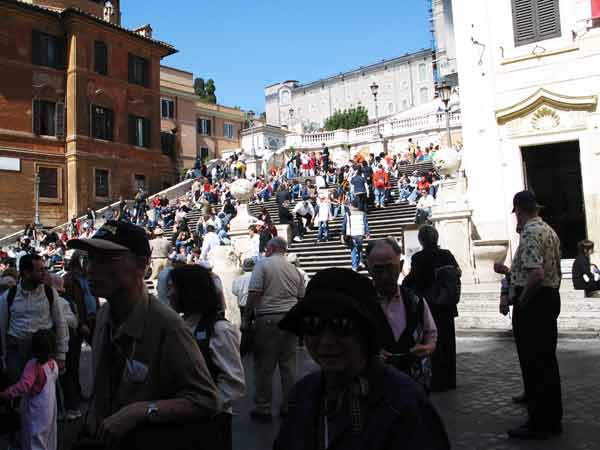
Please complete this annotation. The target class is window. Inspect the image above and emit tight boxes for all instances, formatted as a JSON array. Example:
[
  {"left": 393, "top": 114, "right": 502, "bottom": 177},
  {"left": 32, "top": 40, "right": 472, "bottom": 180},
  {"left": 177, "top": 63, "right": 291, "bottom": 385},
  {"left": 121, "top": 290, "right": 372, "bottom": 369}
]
[
  {"left": 91, "top": 105, "right": 114, "bottom": 141},
  {"left": 388, "top": 102, "right": 395, "bottom": 114},
  {"left": 129, "top": 115, "right": 151, "bottom": 148},
  {"left": 32, "top": 31, "right": 65, "bottom": 69},
  {"left": 402, "top": 99, "right": 409, "bottom": 110},
  {"left": 224, "top": 123, "right": 234, "bottom": 139},
  {"left": 512, "top": 0, "right": 561, "bottom": 46},
  {"left": 418, "top": 63, "right": 427, "bottom": 82},
  {"left": 197, "top": 146, "right": 209, "bottom": 160},
  {"left": 134, "top": 174, "right": 146, "bottom": 191},
  {"left": 33, "top": 100, "right": 57, "bottom": 136},
  {"left": 160, "top": 132, "right": 176, "bottom": 155},
  {"left": 95, "top": 168, "right": 109, "bottom": 198},
  {"left": 161, "top": 99, "right": 174, "bottom": 119},
  {"left": 94, "top": 41, "right": 108, "bottom": 75},
  {"left": 419, "top": 87, "right": 429, "bottom": 103},
  {"left": 197, "top": 118, "right": 211, "bottom": 136},
  {"left": 38, "top": 166, "right": 59, "bottom": 200},
  {"left": 128, "top": 54, "right": 149, "bottom": 87}
]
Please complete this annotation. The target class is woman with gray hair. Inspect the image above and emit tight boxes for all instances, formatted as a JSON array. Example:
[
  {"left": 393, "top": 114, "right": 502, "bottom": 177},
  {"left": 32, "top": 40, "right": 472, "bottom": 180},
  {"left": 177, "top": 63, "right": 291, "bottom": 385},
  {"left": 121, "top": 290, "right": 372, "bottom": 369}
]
[{"left": 404, "top": 225, "right": 461, "bottom": 392}]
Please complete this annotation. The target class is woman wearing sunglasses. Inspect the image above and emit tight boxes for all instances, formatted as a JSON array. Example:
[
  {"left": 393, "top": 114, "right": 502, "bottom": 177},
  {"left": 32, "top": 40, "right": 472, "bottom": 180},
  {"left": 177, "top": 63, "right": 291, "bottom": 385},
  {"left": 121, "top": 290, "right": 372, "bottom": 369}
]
[{"left": 275, "top": 268, "right": 450, "bottom": 450}]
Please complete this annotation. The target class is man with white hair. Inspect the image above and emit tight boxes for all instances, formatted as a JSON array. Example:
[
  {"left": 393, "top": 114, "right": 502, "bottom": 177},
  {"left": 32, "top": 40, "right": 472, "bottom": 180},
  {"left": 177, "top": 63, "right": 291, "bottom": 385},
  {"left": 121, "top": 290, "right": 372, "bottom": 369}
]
[{"left": 245, "top": 237, "right": 305, "bottom": 422}]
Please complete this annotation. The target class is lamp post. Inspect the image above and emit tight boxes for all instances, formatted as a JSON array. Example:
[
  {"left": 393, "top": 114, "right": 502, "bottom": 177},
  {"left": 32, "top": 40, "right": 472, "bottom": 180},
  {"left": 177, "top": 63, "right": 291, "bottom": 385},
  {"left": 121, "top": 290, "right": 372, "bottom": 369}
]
[
  {"left": 288, "top": 107, "right": 294, "bottom": 133},
  {"left": 247, "top": 110, "right": 255, "bottom": 158},
  {"left": 370, "top": 82, "right": 381, "bottom": 137},
  {"left": 437, "top": 81, "right": 453, "bottom": 148},
  {"left": 34, "top": 169, "right": 41, "bottom": 227}
]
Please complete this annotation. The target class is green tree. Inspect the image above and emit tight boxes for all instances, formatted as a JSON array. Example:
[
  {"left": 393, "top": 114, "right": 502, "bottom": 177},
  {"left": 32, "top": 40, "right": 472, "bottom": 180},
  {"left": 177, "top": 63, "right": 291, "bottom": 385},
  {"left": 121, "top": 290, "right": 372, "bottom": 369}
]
[
  {"left": 205, "top": 79, "right": 217, "bottom": 104},
  {"left": 193, "top": 77, "right": 205, "bottom": 97},
  {"left": 324, "top": 106, "right": 369, "bottom": 131}
]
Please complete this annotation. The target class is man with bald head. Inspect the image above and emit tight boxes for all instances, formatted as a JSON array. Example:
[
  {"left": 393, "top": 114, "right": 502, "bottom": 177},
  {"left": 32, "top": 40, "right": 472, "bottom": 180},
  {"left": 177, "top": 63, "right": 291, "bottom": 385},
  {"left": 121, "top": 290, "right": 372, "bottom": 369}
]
[
  {"left": 367, "top": 238, "right": 438, "bottom": 392},
  {"left": 245, "top": 237, "right": 305, "bottom": 422}
]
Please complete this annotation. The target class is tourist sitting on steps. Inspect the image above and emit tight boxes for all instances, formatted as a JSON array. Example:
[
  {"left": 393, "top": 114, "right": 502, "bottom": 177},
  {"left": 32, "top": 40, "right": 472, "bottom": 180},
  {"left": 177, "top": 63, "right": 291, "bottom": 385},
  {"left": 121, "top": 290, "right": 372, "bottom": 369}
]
[{"left": 415, "top": 189, "right": 434, "bottom": 225}]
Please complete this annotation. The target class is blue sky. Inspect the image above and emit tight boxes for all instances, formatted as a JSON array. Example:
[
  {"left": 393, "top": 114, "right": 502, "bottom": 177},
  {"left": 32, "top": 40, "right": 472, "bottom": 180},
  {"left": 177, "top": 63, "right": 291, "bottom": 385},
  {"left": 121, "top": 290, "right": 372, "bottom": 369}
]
[{"left": 122, "top": 0, "right": 430, "bottom": 113}]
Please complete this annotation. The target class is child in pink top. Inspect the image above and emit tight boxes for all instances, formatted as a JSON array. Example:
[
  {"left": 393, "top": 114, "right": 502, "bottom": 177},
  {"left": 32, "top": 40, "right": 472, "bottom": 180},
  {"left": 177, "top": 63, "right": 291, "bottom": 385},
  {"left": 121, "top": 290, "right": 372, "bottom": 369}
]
[{"left": 0, "top": 329, "right": 58, "bottom": 450}]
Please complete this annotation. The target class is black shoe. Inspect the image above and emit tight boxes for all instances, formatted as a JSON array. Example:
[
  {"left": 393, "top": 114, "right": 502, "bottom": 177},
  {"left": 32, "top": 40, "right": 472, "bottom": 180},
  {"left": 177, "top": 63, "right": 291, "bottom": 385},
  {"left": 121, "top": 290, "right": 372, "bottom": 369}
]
[
  {"left": 512, "top": 393, "right": 528, "bottom": 404},
  {"left": 507, "top": 423, "right": 549, "bottom": 440},
  {"left": 250, "top": 410, "right": 273, "bottom": 423}
]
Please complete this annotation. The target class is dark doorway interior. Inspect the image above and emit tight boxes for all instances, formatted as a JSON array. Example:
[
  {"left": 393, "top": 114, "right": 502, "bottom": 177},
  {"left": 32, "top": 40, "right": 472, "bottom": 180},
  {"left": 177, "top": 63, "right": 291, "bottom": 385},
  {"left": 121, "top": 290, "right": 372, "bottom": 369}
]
[{"left": 521, "top": 141, "right": 586, "bottom": 259}]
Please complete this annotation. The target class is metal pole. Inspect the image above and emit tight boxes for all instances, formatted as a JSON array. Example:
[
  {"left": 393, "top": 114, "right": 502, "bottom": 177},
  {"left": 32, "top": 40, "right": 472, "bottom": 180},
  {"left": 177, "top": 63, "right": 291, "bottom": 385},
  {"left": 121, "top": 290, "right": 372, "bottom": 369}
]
[
  {"left": 444, "top": 100, "right": 452, "bottom": 148},
  {"left": 34, "top": 171, "right": 41, "bottom": 226},
  {"left": 374, "top": 95, "right": 380, "bottom": 137}
]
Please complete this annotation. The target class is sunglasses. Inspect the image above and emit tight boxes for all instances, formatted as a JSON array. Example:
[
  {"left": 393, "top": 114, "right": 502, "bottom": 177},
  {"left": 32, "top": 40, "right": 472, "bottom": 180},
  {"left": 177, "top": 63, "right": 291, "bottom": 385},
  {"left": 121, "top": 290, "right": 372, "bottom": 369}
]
[{"left": 302, "top": 315, "right": 358, "bottom": 338}]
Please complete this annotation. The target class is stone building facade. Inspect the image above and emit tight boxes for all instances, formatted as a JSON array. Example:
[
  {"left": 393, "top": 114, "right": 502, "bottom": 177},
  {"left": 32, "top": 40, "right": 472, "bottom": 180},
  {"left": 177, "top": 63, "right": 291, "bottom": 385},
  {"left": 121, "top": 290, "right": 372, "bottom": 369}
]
[
  {"left": 159, "top": 66, "right": 246, "bottom": 172},
  {"left": 265, "top": 49, "right": 435, "bottom": 131},
  {"left": 451, "top": 0, "right": 600, "bottom": 261},
  {"left": 0, "top": 0, "right": 176, "bottom": 237}
]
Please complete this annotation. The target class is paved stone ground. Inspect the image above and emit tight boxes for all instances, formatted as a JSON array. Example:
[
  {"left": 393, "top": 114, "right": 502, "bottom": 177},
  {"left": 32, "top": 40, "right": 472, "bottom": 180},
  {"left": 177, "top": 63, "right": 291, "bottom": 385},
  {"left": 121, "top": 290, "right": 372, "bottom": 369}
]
[{"left": 2, "top": 337, "right": 599, "bottom": 449}]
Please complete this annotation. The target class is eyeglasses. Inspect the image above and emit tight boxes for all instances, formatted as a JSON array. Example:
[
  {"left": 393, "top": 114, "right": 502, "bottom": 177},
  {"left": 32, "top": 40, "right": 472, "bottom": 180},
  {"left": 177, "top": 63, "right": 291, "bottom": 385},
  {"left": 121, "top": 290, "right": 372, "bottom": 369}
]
[{"left": 302, "top": 315, "right": 358, "bottom": 338}]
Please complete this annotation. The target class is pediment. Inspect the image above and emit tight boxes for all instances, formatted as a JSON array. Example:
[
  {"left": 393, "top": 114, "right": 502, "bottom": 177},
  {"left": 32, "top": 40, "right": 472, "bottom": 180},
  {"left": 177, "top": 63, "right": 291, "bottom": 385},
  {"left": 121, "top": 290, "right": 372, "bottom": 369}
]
[{"left": 496, "top": 88, "right": 597, "bottom": 125}]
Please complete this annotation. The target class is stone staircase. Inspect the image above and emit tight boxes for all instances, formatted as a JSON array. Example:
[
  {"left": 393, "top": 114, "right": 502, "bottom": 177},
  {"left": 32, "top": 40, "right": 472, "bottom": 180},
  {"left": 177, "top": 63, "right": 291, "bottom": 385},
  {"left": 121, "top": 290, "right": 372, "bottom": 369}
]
[{"left": 247, "top": 161, "right": 434, "bottom": 277}]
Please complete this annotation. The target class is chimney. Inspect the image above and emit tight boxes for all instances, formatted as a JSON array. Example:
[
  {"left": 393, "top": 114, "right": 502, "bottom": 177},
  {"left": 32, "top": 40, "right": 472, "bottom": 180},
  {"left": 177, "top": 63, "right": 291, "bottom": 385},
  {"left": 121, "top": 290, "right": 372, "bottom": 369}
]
[
  {"left": 103, "top": 1, "right": 114, "bottom": 22},
  {"left": 134, "top": 24, "right": 153, "bottom": 39}
]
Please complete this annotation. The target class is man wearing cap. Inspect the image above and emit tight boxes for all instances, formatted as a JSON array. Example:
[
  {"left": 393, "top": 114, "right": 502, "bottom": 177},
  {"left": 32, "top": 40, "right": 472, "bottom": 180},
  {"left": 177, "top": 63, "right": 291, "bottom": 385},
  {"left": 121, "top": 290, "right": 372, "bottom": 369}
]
[
  {"left": 505, "top": 191, "right": 563, "bottom": 440},
  {"left": 274, "top": 268, "right": 450, "bottom": 450},
  {"left": 232, "top": 258, "right": 255, "bottom": 321},
  {"left": 68, "top": 221, "right": 220, "bottom": 448},
  {"left": 293, "top": 200, "right": 315, "bottom": 239},
  {"left": 149, "top": 228, "right": 171, "bottom": 281},
  {"left": 245, "top": 237, "right": 305, "bottom": 421}
]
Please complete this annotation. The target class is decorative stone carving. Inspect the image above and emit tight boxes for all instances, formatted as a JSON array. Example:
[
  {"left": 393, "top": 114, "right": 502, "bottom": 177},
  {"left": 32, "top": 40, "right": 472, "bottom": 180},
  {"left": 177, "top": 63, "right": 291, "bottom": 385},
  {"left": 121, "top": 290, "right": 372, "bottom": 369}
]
[
  {"left": 472, "top": 240, "right": 509, "bottom": 284},
  {"left": 531, "top": 106, "right": 560, "bottom": 131}
]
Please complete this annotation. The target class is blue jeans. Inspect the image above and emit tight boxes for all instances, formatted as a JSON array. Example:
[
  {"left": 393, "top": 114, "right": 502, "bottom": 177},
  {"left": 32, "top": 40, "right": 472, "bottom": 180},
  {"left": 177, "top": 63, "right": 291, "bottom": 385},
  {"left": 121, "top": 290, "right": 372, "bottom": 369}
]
[
  {"left": 408, "top": 189, "right": 420, "bottom": 204},
  {"left": 331, "top": 205, "right": 339, "bottom": 218},
  {"left": 351, "top": 236, "right": 364, "bottom": 270},
  {"left": 317, "top": 222, "right": 329, "bottom": 241},
  {"left": 375, "top": 187, "right": 385, "bottom": 207}
]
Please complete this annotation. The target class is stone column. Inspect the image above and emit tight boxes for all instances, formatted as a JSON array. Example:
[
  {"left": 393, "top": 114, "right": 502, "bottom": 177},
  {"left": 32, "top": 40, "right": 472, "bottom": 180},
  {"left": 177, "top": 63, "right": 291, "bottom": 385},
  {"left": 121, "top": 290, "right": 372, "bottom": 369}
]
[{"left": 65, "top": 31, "right": 80, "bottom": 219}]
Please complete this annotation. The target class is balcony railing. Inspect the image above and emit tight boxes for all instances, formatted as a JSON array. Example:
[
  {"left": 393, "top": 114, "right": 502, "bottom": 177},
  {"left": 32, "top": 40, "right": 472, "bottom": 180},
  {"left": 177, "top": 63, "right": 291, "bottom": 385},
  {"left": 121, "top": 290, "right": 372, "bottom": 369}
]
[{"left": 286, "top": 111, "right": 461, "bottom": 149}]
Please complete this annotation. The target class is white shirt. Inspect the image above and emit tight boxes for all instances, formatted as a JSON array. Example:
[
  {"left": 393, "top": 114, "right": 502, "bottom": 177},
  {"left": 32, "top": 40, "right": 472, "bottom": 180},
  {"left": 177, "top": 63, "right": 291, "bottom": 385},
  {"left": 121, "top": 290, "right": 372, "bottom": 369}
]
[
  {"left": 231, "top": 272, "right": 252, "bottom": 307},
  {"left": 417, "top": 194, "right": 434, "bottom": 209},
  {"left": 0, "top": 283, "right": 69, "bottom": 361},
  {"left": 293, "top": 202, "right": 315, "bottom": 217},
  {"left": 316, "top": 200, "right": 331, "bottom": 223},
  {"left": 201, "top": 232, "right": 221, "bottom": 260}
]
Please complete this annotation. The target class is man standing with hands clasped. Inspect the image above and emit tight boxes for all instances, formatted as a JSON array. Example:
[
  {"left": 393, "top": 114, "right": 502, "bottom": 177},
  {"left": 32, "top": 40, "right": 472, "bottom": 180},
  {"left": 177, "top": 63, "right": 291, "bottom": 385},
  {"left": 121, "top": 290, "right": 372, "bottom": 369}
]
[{"left": 502, "top": 191, "right": 563, "bottom": 440}]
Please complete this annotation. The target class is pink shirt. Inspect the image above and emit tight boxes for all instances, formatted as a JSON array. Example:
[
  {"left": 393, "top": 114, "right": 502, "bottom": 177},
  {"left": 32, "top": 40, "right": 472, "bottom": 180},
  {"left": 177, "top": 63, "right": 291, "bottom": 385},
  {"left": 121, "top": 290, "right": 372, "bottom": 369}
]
[
  {"left": 380, "top": 288, "right": 438, "bottom": 345},
  {"left": 4, "top": 358, "right": 56, "bottom": 399}
]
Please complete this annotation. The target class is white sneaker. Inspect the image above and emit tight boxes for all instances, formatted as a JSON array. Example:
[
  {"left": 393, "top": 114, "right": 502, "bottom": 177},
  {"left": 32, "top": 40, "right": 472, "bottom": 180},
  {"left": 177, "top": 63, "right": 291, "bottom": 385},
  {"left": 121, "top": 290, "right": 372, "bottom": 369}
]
[
  {"left": 66, "top": 409, "right": 82, "bottom": 421},
  {"left": 293, "top": 236, "right": 302, "bottom": 242}
]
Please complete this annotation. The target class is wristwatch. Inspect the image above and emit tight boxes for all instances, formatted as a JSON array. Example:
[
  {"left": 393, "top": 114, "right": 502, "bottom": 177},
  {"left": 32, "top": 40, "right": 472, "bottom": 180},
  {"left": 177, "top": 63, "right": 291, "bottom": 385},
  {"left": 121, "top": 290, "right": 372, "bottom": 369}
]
[{"left": 147, "top": 402, "right": 158, "bottom": 422}]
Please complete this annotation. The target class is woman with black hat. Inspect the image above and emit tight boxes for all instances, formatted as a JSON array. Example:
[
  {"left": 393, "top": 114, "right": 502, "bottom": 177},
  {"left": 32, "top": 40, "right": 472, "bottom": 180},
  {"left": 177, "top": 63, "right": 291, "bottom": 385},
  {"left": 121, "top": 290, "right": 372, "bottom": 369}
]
[{"left": 274, "top": 268, "right": 450, "bottom": 450}]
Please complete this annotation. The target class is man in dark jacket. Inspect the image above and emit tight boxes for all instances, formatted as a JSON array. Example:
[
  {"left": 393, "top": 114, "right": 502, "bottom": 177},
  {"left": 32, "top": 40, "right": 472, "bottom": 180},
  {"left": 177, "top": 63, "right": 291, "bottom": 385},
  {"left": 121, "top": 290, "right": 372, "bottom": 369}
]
[
  {"left": 278, "top": 201, "right": 302, "bottom": 243},
  {"left": 275, "top": 268, "right": 450, "bottom": 450},
  {"left": 403, "top": 226, "right": 461, "bottom": 392}
]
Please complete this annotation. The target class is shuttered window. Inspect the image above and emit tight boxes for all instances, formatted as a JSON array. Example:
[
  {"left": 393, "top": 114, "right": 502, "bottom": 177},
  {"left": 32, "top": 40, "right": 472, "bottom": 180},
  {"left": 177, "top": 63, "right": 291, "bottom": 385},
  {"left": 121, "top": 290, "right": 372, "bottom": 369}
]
[
  {"left": 91, "top": 105, "right": 114, "bottom": 141},
  {"left": 95, "top": 168, "right": 110, "bottom": 198},
  {"left": 38, "top": 166, "right": 59, "bottom": 199},
  {"left": 129, "top": 115, "right": 151, "bottom": 148},
  {"left": 512, "top": 0, "right": 561, "bottom": 47},
  {"left": 128, "top": 54, "right": 149, "bottom": 87},
  {"left": 32, "top": 31, "right": 66, "bottom": 69},
  {"left": 197, "top": 118, "right": 211, "bottom": 136},
  {"left": 94, "top": 41, "right": 108, "bottom": 75},
  {"left": 33, "top": 100, "right": 56, "bottom": 136}
]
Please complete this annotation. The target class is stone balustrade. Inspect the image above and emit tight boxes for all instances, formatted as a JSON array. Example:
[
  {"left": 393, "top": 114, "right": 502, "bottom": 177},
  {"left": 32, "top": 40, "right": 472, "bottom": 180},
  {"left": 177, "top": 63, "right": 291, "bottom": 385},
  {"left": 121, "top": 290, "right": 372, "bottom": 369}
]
[{"left": 286, "top": 111, "right": 462, "bottom": 150}]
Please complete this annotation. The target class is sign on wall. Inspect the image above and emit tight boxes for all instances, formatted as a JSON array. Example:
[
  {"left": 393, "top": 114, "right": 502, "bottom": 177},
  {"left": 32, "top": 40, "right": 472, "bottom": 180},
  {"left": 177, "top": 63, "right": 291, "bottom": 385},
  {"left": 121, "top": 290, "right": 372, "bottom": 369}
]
[{"left": 0, "top": 157, "right": 20, "bottom": 172}]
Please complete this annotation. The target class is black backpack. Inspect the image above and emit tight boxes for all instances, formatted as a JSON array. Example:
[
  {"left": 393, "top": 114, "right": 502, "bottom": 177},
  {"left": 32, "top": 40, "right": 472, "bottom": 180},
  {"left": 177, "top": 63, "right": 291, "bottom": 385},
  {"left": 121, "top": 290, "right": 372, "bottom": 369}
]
[
  {"left": 424, "top": 265, "right": 461, "bottom": 307},
  {"left": 193, "top": 311, "right": 227, "bottom": 382}
]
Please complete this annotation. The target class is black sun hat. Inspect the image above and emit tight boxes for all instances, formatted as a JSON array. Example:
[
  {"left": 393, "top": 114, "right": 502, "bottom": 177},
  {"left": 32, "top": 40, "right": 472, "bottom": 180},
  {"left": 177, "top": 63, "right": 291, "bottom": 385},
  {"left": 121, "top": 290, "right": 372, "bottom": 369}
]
[
  {"left": 512, "top": 190, "right": 543, "bottom": 213},
  {"left": 67, "top": 220, "right": 151, "bottom": 257},
  {"left": 279, "top": 268, "right": 381, "bottom": 352}
]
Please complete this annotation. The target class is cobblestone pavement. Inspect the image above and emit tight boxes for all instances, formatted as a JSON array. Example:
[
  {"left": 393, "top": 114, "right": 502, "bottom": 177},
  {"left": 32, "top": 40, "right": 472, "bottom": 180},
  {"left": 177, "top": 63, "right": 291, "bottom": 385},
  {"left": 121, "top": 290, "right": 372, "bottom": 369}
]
[{"left": 2, "top": 337, "right": 599, "bottom": 449}]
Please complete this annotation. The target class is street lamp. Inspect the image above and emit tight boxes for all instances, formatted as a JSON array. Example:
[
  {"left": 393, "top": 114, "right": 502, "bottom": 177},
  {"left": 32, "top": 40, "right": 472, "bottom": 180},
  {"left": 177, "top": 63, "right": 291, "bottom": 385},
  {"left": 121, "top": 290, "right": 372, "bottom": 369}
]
[
  {"left": 247, "top": 110, "right": 255, "bottom": 158},
  {"left": 288, "top": 107, "right": 294, "bottom": 132},
  {"left": 34, "top": 169, "right": 41, "bottom": 227},
  {"left": 370, "top": 82, "right": 381, "bottom": 137},
  {"left": 437, "top": 81, "right": 453, "bottom": 148}
]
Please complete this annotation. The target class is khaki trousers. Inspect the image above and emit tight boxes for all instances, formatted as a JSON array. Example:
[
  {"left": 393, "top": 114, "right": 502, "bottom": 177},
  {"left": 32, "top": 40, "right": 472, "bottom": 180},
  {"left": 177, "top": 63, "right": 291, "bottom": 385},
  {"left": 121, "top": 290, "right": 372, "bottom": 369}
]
[
  {"left": 253, "top": 313, "right": 297, "bottom": 414},
  {"left": 150, "top": 258, "right": 168, "bottom": 281}
]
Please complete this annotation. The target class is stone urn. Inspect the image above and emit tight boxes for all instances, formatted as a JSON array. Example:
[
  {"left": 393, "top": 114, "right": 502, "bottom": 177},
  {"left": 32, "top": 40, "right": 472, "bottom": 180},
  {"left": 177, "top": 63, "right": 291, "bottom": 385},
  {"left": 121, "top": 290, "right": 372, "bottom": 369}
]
[
  {"left": 433, "top": 147, "right": 461, "bottom": 177},
  {"left": 229, "top": 179, "right": 256, "bottom": 235},
  {"left": 472, "top": 239, "right": 510, "bottom": 284}
]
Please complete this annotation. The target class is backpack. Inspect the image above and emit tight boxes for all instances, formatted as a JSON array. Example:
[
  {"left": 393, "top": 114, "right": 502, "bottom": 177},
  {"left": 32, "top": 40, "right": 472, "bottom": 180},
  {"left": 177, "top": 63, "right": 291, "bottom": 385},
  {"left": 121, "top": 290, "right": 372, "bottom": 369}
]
[
  {"left": 423, "top": 265, "right": 461, "bottom": 307},
  {"left": 193, "top": 311, "right": 227, "bottom": 382},
  {"left": 374, "top": 171, "right": 386, "bottom": 188}
]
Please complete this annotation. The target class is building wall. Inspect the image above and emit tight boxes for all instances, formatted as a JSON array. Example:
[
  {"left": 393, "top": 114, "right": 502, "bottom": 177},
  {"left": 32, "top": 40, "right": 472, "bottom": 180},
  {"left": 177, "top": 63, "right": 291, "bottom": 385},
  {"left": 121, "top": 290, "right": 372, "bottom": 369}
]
[
  {"left": 30, "top": 0, "right": 122, "bottom": 25},
  {"left": 452, "top": 0, "right": 600, "bottom": 254},
  {"left": 265, "top": 50, "right": 434, "bottom": 130},
  {"left": 0, "top": 2, "right": 175, "bottom": 237}
]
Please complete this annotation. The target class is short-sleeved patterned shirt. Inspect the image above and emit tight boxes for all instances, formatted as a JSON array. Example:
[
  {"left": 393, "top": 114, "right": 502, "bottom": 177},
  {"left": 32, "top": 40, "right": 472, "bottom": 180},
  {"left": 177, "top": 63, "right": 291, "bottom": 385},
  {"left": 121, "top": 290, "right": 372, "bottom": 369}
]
[{"left": 511, "top": 217, "right": 562, "bottom": 289}]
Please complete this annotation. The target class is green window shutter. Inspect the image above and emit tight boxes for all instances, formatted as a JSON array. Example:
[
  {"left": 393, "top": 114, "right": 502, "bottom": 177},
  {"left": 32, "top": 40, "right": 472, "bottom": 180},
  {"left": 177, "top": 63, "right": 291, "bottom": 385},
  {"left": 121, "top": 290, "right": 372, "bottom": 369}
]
[
  {"left": 55, "top": 101, "right": 65, "bottom": 139},
  {"left": 129, "top": 115, "right": 136, "bottom": 145},
  {"left": 143, "top": 118, "right": 151, "bottom": 148},
  {"left": 512, "top": 0, "right": 537, "bottom": 46},
  {"left": 207, "top": 119, "right": 212, "bottom": 136},
  {"left": 107, "top": 109, "right": 114, "bottom": 141},
  {"left": 33, "top": 99, "right": 41, "bottom": 134},
  {"left": 31, "top": 31, "right": 41, "bottom": 65},
  {"left": 56, "top": 37, "right": 67, "bottom": 69},
  {"left": 128, "top": 54, "right": 134, "bottom": 84},
  {"left": 537, "top": 0, "right": 561, "bottom": 40}
]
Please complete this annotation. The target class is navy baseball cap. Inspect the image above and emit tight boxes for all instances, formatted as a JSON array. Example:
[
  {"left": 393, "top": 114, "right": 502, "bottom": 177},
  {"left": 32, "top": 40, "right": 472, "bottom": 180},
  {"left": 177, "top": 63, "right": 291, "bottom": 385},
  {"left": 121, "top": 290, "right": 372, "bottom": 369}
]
[
  {"left": 67, "top": 220, "right": 151, "bottom": 257},
  {"left": 512, "top": 190, "right": 543, "bottom": 213}
]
